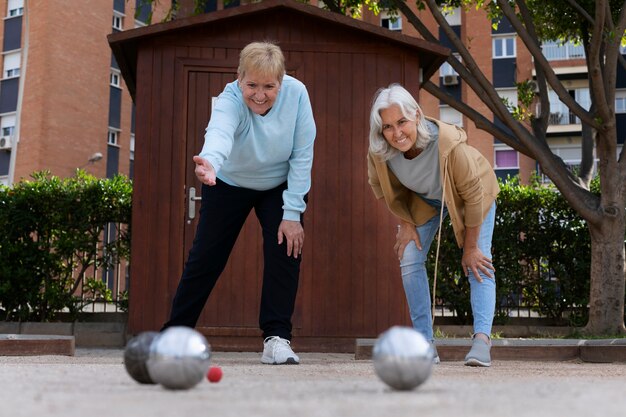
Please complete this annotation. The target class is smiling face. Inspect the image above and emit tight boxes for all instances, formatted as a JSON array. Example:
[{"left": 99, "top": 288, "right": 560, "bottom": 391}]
[
  {"left": 379, "top": 104, "right": 419, "bottom": 153},
  {"left": 238, "top": 71, "right": 281, "bottom": 116}
]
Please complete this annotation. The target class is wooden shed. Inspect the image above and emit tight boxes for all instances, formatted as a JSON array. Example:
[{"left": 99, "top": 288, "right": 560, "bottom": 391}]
[{"left": 108, "top": 0, "right": 448, "bottom": 352}]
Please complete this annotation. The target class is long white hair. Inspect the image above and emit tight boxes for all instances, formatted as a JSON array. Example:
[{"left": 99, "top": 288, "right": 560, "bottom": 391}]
[{"left": 369, "top": 84, "right": 431, "bottom": 161}]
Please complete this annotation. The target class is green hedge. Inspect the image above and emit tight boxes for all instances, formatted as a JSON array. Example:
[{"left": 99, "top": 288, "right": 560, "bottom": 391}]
[
  {"left": 0, "top": 171, "right": 132, "bottom": 321},
  {"left": 429, "top": 175, "right": 594, "bottom": 326},
  {"left": 0, "top": 171, "right": 608, "bottom": 325}
]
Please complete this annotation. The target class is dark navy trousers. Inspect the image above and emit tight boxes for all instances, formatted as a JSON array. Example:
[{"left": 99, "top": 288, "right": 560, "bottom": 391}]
[{"left": 163, "top": 179, "right": 303, "bottom": 341}]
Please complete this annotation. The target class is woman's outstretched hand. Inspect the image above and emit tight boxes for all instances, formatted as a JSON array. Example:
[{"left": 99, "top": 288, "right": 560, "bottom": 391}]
[{"left": 193, "top": 155, "right": 217, "bottom": 186}]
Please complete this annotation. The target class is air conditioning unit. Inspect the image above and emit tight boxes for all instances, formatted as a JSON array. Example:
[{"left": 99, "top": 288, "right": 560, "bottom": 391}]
[
  {"left": 0, "top": 136, "right": 11, "bottom": 150},
  {"left": 442, "top": 74, "right": 459, "bottom": 86}
]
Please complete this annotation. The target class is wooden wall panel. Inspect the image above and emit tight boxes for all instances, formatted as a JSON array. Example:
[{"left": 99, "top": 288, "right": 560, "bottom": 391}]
[{"left": 128, "top": 47, "right": 154, "bottom": 333}]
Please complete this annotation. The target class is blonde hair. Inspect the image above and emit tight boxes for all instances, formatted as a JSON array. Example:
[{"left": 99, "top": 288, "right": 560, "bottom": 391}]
[
  {"left": 369, "top": 84, "right": 431, "bottom": 161},
  {"left": 237, "top": 41, "right": 285, "bottom": 82}
]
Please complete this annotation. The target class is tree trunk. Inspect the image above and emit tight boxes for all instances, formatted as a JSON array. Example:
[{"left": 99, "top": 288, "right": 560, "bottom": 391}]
[{"left": 586, "top": 214, "right": 626, "bottom": 335}]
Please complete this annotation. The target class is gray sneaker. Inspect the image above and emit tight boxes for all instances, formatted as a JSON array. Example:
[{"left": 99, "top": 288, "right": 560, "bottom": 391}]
[
  {"left": 464, "top": 337, "right": 491, "bottom": 367},
  {"left": 431, "top": 343, "right": 440, "bottom": 364},
  {"left": 261, "top": 336, "right": 300, "bottom": 365}
]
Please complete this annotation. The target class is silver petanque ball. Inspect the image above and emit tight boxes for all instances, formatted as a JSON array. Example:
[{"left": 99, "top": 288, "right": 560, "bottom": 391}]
[
  {"left": 146, "top": 326, "right": 212, "bottom": 390},
  {"left": 124, "top": 331, "right": 160, "bottom": 384},
  {"left": 372, "top": 326, "right": 434, "bottom": 391}
]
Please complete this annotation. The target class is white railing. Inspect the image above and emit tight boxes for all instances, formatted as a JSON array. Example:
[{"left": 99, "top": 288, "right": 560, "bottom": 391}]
[{"left": 542, "top": 41, "right": 585, "bottom": 61}]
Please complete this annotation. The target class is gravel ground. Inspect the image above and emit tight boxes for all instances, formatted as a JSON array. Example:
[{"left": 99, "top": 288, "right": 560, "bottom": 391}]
[{"left": 1, "top": 349, "right": 625, "bottom": 417}]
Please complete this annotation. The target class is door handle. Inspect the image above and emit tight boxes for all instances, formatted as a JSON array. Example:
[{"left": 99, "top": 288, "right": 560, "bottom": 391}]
[{"left": 188, "top": 186, "right": 202, "bottom": 220}]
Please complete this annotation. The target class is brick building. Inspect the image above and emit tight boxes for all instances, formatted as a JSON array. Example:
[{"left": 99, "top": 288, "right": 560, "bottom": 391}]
[{"left": 0, "top": 0, "right": 173, "bottom": 186}]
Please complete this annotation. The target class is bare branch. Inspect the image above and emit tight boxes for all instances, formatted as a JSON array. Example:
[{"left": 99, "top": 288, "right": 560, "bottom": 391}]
[
  {"left": 502, "top": 0, "right": 595, "bottom": 126},
  {"left": 423, "top": 0, "right": 512, "bottom": 122},
  {"left": 516, "top": 1, "right": 549, "bottom": 133},
  {"left": 390, "top": 0, "right": 438, "bottom": 43},
  {"left": 391, "top": 0, "right": 489, "bottom": 100},
  {"left": 588, "top": 0, "right": 612, "bottom": 127},
  {"left": 320, "top": 0, "right": 343, "bottom": 14},
  {"left": 421, "top": 81, "right": 534, "bottom": 156},
  {"left": 579, "top": 117, "right": 596, "bottom": 187}
]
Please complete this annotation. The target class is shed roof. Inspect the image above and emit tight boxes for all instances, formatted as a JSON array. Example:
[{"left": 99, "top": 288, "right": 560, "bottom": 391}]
[{"left": 108, "top": 0, "right": 449, "bottom": 100}]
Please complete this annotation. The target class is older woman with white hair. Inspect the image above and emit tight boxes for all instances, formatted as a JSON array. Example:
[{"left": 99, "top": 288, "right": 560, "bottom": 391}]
[
  {"left": 163, "top": 41, "right": 316, "bottom": 366},
  {"left": 367, "top": 84, "right": 499, "bottom": 367}
]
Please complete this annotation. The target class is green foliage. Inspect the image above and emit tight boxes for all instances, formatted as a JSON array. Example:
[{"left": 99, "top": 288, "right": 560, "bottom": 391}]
[
  {"left": 523, "top": 0, "right": 625, "bottom": 44},
  {"left": 429, "top": 174, "right": 594, "bottom": 326},
  {"left": 0, "top": 171, "right": 132, "bottom": 321}
]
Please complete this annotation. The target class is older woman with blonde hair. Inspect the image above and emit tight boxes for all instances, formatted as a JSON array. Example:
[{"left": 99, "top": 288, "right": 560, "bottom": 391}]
[
  {"left": 163, "top": 41, "right": 316, "bottom": 365},
  {"left": 367, "top": 84, "right": 499, "bottom": 366}
]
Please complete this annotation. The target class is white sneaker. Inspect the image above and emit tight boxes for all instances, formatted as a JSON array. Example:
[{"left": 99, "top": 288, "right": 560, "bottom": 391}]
[{"left": 261, "top": 336, "right": 300, "bottom": 365}]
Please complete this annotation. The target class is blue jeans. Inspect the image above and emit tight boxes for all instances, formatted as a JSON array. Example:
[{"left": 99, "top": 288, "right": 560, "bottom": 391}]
[{"left": 400, "top": 203, "right": 496, "bottom": 341}]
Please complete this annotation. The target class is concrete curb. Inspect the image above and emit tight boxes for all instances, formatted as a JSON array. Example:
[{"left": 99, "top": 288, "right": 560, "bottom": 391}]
[
  {"left": 0, "top": 334, "right": 75, "bottom": 356},
  {"left": 0, "top": 320, "right": 128, "bottom": 356},
  {"left": 355, "top": 337, "right": 626, "bottom": 363}
]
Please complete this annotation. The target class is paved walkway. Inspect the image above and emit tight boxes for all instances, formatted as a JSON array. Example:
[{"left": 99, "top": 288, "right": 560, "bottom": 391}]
[{"left": 1, "top": 348, "right": 625, "bottom": 417}]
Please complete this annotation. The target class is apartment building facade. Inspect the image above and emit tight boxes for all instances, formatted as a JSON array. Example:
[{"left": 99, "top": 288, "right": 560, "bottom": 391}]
[{"left": 0, "top": 0, "right": 174, "bottom": 186}]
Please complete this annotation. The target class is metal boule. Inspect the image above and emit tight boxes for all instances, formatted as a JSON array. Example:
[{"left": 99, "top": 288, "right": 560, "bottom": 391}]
[
  {"left": 124, "top": 331, "right": 159, "bottom": 384},
  {"left": 372, "top": 326, "right": 433, "bottom": 391},
  {"left": 146, "top": 326, "right": 211, "bottom": 390}
]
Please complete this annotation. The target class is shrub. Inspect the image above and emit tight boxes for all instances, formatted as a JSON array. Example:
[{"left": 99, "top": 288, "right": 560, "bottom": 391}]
[
  {"left": 0, "top": 170, "right": 132, "bottom": 321},
  {"left": 429, "top": 175, "right": 592, "bottom": 326}
]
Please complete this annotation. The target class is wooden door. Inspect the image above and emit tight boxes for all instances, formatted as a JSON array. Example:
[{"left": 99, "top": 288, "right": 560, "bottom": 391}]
[{"left": 183, "top": 68, "right": 265, "bottom": 337}]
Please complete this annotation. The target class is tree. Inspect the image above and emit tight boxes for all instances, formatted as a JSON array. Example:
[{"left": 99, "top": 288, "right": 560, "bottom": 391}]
[
  {"left": 323, "top": 0, "right": 626, "bottom": 335},
  {"left": 146, "top": 0, "right": 626, "bottom": 335}
]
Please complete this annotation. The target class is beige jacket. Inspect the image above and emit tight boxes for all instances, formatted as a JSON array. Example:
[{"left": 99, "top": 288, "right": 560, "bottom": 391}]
[{"left": 367, "top": 118, "right": 500, "bottom": 248}]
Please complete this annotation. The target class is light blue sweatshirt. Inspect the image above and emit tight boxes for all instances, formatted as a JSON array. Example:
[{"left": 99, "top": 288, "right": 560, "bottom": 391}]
[{"left": 199, "top": 75, "right": 316, "bottom": 221}]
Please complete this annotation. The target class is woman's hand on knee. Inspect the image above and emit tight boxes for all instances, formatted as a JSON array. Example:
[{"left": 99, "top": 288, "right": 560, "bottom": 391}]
[
  {"left": 278, "top": 220, "right": 304, "bottom": 259},
  {"left": 394, "top": 222, "right": 421, "bottom": 261},
  {"left": 461, "top": 248, "right": 495, "bottom": 281}
]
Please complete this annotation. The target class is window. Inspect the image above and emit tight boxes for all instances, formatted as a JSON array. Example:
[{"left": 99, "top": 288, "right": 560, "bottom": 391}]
[
  {"left": 615, "top": 90, "right": 626, "bottom": 113},
  {"left": 495, "top": 148, "right": 518, "bottom": 169},
  {"left": 112, "top": 12, "right": 124, "bottom": 31},
  {"left": 110, "top": 70, "right": 121, "bottom": 88},
  {"left": 439, "top": 106, "right": 463, "bottom": 127},
  {"left": 380, "top": 11, "right": 402, "bottom": 31},
  {"left": 497, "top": 88, "right": 518, "bottom": 112},
  {"left": 5, "top": 68, "right": 19, "bottom": 78},
  {"left": 7, "top": 0, "right": 23, "bottom": 17},
  {"left": 130, "top": 134, "right": 135, "bottom": 161},
  {"left": 3, "top": 52, "right": 20, "bottom": 79},
  {"left": 493, "top": 36, "right": 516, "bottom": 58},
  {"left": 108, "top": 129, "right": 119, "bottom": 146},
  {"left": 442, "top": 6, "right": 461, "bottom": 26},
  {"left": 545, "top": 88, "right": 590, "bottom": 125},
  {"left": 1, "top": 114, "right": 15, "bottom": 139},
  {"left": 2, "top": 126, "right": 14, "bottom": 136},
  {"left": 439, "top": 54, "right": 461, "bottom": 77}
]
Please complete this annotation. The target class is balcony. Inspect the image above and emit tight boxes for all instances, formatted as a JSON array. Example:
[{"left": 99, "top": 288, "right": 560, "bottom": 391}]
[
  {"left": 548, "top": 112, "right": 580, "bottom": 126},
  {"left": 545, "top": 103, "right": 584, "bottom": 135},
  {"left": 542, "top": 41, "right": 585, "bottom": 61}
]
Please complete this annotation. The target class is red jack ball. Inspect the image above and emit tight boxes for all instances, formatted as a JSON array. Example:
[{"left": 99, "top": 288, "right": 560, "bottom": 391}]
[{"left": 207, "top": 366, "right": 223, "bottom": 383}]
